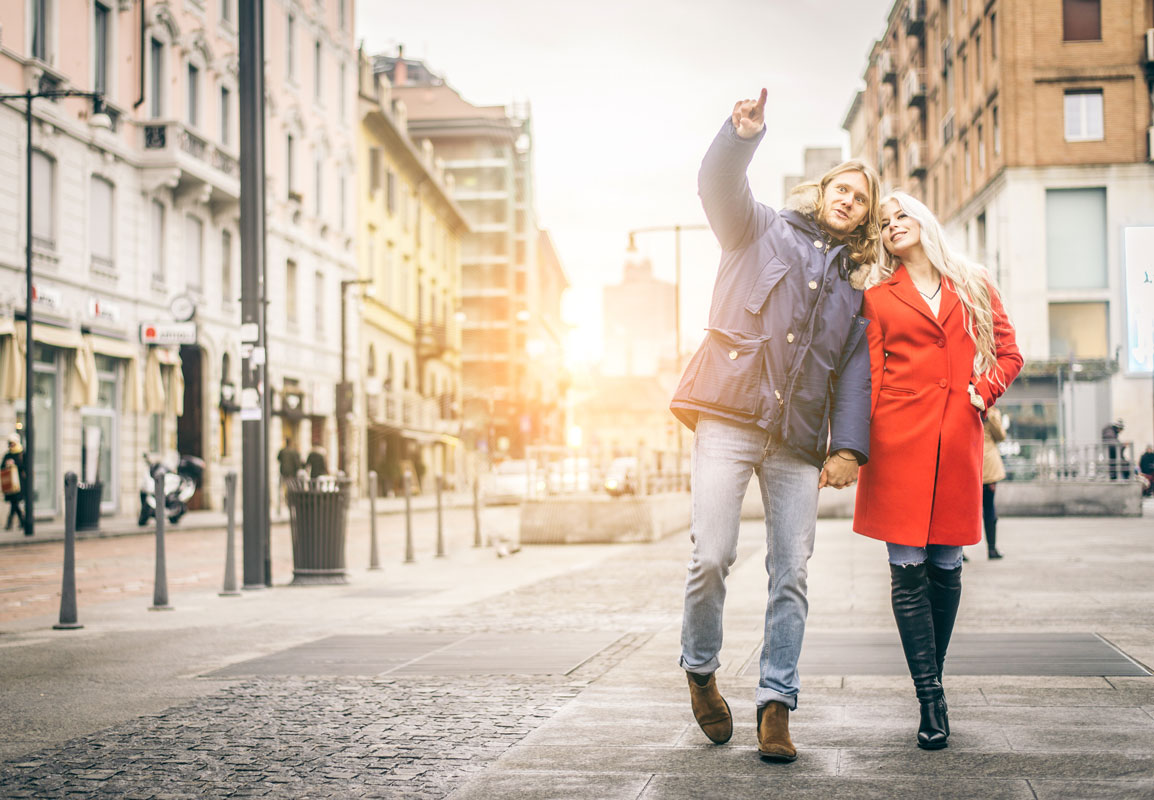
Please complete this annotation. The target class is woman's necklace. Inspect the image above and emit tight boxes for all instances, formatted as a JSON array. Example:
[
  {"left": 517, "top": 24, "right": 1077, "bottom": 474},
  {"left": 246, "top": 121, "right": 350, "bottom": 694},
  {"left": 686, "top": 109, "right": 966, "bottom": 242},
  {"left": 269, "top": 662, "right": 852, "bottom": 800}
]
[{"left": 917, "top": 281, "right": 941, "bottom": 300}]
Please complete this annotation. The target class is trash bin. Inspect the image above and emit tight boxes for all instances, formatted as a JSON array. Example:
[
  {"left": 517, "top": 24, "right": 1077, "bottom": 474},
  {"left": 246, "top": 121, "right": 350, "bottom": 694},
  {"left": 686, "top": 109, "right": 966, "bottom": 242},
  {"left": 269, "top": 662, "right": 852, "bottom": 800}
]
[
  {"left": 75, "top": 481, "right": 102, "bottom": 532},
  {"left": 285, "top": 475, "right": 353, "bottom": 585}
]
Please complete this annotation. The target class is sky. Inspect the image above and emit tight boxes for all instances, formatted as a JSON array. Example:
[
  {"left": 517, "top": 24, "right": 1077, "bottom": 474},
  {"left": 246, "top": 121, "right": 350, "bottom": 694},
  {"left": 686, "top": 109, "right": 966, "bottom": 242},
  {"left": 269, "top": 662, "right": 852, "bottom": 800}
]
[{"left": 357, "top": 0, "right": 896, "bottom": 367}]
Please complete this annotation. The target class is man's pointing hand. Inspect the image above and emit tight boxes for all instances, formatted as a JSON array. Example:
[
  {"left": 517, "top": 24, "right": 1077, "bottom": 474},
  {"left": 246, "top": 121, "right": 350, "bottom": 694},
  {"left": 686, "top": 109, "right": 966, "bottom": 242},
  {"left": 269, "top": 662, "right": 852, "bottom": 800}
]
[{"left": 731, "top": 88, "right": 767, "bottom": 139}]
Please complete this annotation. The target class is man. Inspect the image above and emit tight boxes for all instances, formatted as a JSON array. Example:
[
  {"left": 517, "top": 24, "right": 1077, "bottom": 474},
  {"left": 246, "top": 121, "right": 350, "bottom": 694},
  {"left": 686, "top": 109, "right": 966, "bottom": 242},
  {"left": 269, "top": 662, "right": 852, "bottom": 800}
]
[
  {"left": 276, "top": 438, "right": 302, "bottom": 511},
  {"left": 670, "top": 90, "right": 879, "bottom": 762},
  {"left": 1102, "top": 419, "right": 1125, "bottom": 480}
]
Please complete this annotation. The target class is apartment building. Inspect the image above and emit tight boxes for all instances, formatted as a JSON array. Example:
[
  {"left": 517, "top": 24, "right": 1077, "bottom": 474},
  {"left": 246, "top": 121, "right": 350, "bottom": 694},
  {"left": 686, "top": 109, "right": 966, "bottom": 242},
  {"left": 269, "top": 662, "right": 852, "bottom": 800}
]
[
  {"left": 375, "top": 51, "right": 568, "bottom": 460},
  {"left": 0, "top": 0, "right": 356, "bottom": 525},
  {"left": 845, "top": 0, "right": 1154, "bottom": 450},
  {"left": 356, "top": 52, "right": 469, "bottom": 495}
]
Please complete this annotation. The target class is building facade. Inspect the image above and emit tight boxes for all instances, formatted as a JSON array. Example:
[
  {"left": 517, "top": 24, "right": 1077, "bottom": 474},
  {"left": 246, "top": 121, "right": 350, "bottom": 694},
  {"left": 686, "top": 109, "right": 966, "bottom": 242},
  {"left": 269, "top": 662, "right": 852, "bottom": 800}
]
[
  {"left": 377, "top": 50, "right": 568, "bottom": 460},
  {"left": 845, "top": 0, "right": 1154, "bottom": 450},
  {"left": 0, "top": 0, "right": 357, "bottom": 525},
  {"left": 356, "top": 52, "right": 468, "bottom": 495},
  {"left": 601, "top": 252, "right": 676, "bottom": 378}
]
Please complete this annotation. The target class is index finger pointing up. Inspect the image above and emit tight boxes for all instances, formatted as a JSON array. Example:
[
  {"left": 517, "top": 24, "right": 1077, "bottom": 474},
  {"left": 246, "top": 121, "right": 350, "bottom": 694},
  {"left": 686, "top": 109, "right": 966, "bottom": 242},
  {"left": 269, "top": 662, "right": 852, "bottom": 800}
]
[{"left": 754, "top": 88, "right": 767, "bottom": 115}]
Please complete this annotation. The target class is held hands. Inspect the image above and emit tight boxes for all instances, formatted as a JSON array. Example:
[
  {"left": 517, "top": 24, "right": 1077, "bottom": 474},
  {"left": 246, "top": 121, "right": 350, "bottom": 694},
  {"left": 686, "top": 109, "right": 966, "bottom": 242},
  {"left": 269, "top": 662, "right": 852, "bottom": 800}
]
[
  {"left": 819, "top": 450, "right": 859, "bottom": 490},
  {"left": 731, "top": 88, "right": 767, "bottom": 139}
]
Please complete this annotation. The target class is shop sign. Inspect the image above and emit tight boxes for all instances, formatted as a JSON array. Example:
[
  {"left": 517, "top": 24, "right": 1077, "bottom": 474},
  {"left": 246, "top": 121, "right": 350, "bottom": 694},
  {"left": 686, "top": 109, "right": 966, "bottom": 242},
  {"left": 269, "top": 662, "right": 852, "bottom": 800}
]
[
  {"left": 32, "top": 283, "right": 62, "bottom": 310},
  {"left": 140, "top": 322, "right": 197, "bottom": 345},
  {"left": 87, "top": 298, "right": 121, "bottom": 322}
]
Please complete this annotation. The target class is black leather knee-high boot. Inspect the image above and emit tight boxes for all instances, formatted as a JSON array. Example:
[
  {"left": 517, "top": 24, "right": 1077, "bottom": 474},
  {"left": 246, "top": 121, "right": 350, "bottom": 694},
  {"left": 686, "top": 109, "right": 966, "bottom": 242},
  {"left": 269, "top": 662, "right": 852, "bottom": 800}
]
[
  {"left": 890, "top": 562, "right": 948, "bottom": 750},
  {"left": 926, "top": 563, "right": 962, "bottom": 735}
]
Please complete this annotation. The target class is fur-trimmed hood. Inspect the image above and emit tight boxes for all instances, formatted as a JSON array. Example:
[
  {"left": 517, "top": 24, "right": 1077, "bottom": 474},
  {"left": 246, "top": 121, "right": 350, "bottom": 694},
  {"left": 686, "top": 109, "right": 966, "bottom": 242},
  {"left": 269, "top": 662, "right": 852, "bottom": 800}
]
[{"left": 782, "top": 184, "right": 870, "bottom": 291}]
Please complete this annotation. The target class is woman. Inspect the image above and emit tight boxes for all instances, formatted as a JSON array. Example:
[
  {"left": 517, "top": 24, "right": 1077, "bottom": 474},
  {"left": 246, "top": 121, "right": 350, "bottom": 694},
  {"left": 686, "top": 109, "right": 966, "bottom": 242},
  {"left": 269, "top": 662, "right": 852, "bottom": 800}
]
[
  {"left": 3, "top": 433, "right": 26, "bottom": 533},
  {"left": 981, "top": 407, "right": 1007, "bottom": 559},
  {"left": 853, "top": 192, "right": 1022, "bottom": 750}
]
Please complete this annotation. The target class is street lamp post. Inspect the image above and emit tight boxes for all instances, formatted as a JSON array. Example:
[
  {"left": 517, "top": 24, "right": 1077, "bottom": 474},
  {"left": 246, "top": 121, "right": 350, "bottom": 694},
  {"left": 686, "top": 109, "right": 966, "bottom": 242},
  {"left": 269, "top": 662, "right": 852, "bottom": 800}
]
[
  {"left": 1, "top": 88, "right": 108, "bottom": 537},
  {"left": 627, "top": 224, "right": 708, "bottom": 487},
  {"left": 338, "top": 278, "right": 372, "bottom": 475}
]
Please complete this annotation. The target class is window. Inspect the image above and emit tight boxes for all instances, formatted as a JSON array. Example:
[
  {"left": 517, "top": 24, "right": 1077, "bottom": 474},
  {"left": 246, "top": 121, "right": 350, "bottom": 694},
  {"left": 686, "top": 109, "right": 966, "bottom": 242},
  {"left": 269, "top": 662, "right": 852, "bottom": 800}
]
[
  {"left": 220, "top": 87, "right": 231, "bottom": 145},
  {"left": 339, "top": 173, "right": 347, "bottom": 231},
  {"left": 993, "top": 105, "right": 1000, "bottom": 154},
  {"left": 31, "top": 0, "right": 49, "bottom": 62},
  {"left": 339, "top": 63, "right": 347, "bottom": 117},
  {"left": 221, "top": 229, "right": 233, "bottom": 304},
  {"left": 286, "top": 14, "right": 295, "bottom": 78},
  {"left": 1064, "top": 90, "right": 1103, "bottom": 141},
  {"left": 1049, "top": 302, "right": 1108, "bottom": 357},
  {"left": 314, "top": 40, "right": 323, "bottom": 102},
  {"left": 286, "top": 259, "right": 298, "bottom": 322},
  {"left": 150, "top": 199, "right": 166, "bottom": 284},
  {"left": 369, "top": 147, "right": 381, "bottom": 193},
  {"left": 1046, "top": 187, "right": 1107, "bottom": 289},
  {"left": 339, "top": 0, "right": 347, "bottom": 30},
  {"left": 974, "top": 35, "right": 981, "bottom": 86},
  {"left": 187, "top": 63, "right": 200, "bottom": 126},
  {"left": 386, "top": 169, "right": 396, "bottom": 214},
  {"left": 185, "top": 215, "right": 204, "bottom": 293},
  {"left": 221, "top": 0, "right": 232, "bottom": 23},
  {"left": 977, "top": 122, "right": 986, "bottom": 169},
  {"left": 90, "top": 176, "right": 114, "bottom": 273},
  {"left": 314, "top": 271, "right": 325, "bottom": 335},
  {"left": 964, "top": 140, "right": 971, "bottom": 185},
  {"left": 150, "top": 38, "right": 164, "bottom": 118},
  {"left": 1062, "top": 0, "right": 1100, "bottom": 41},
  {"left": 286, "top": 134, "right": 295, "bottom": 198},
  {"left": 31, "top": 150, "right": 54, "bottom": 249},
  {"left": 314, "top": 154, "right": 323, "bottom": 217},
  {"left": 990, "top": 12, "right": 997, "bottom": 58},
  {"left": 961, "top": 51, "right": 968, "bottom": 98},
  {"left": 976, "top": 211, "right": 987, "bottom": 265},
  {"left": 94, "top": 2, "right": 110, "bottom": 95}
]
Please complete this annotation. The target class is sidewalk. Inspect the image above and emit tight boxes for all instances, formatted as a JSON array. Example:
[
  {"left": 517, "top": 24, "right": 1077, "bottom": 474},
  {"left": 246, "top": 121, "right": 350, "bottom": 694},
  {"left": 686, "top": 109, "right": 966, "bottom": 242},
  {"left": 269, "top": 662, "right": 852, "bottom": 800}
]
[{"left": 0, "top": 509, "right": 1151, "bottom": 798}]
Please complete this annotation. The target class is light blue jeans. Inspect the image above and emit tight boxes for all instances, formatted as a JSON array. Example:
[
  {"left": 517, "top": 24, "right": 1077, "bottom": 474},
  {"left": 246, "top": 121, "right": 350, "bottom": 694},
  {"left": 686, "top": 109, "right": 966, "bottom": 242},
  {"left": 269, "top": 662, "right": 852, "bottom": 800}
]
[
  {"left": 680, "top": 415, "right": 820, "bottom": 710},
  {"left": 886, "top": 543, "right": 964, "bottom": 569}
]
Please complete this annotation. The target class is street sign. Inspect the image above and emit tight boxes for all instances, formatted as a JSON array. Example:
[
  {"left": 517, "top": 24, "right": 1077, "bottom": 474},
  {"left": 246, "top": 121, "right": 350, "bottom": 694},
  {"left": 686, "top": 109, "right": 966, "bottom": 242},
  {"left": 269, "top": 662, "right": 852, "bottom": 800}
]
[{"left": 140, "top": 322, "right": 197, "bottom": 345}]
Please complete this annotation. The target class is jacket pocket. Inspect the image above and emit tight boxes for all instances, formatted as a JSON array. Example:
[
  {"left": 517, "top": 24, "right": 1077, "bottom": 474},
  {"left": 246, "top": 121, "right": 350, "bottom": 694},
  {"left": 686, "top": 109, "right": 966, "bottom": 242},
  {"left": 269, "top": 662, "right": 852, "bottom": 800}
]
[
  {"left": 745, "top": 256, "right": 792, "bottom": 315},
  {"left": 687, "top": 328, "right": 769, "bottom": 417},
  {"left": 879, "top": 385, "right": 916, "bottom": 395}
]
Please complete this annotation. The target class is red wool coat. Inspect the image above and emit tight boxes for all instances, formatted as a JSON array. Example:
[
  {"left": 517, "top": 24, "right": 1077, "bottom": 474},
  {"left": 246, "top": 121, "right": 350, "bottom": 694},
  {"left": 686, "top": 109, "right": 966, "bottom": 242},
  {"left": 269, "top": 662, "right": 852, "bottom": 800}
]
[{"left": 853, "top": 266, "right": 1023, "bottom": 547}]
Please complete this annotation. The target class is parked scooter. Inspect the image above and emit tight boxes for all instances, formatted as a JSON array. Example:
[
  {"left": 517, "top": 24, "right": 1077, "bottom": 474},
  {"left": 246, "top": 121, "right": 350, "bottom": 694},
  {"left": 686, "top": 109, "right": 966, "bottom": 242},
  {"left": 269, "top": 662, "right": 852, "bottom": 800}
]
[{"left": 138, "top": 452, "right": 205, "bottom": 526}]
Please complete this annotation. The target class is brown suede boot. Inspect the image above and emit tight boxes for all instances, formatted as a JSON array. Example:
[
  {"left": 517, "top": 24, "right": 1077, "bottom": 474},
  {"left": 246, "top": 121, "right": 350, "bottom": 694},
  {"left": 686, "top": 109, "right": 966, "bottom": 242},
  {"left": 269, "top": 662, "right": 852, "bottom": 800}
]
[
  {"left": 757, "top": 701, "right": 797, "bottom": 762},
  {"left": 686, "top": 672, "right": 733, "bottom": 744}
]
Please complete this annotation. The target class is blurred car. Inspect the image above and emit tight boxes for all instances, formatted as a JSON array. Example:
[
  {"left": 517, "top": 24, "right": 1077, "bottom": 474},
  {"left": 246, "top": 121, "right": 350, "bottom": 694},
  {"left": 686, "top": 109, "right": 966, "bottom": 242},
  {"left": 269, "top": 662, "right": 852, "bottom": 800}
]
[
  {"left": 604, "top": 456, "right": 638, "bottom": 497},
  {"left": 481, "top": 459, "right": 546, "bottom": 505}
]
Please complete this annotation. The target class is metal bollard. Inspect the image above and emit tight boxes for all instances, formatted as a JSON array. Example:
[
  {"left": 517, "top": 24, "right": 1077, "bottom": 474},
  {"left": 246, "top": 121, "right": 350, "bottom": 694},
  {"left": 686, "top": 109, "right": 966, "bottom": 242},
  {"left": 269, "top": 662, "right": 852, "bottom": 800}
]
[
  {"left": 368, "top": 470, "right": 381, "bottom": 570},
  {"left": 403, "top": 470, "right": 415, "bottom": 563},
  {"left": 53, "top": 472, "right": 83, "bottom": 630},
  {"left": 220, "top": 471, "right": 241, "bottom": 596},
  {"left": 435, "top": 475, "right": 445, "bottom": 558},
  {"left": 150, "top": 469, "right": 173, "bottom": 611},
  {"left": 473, "top": 475, "right": 482, "bottom": 548}
]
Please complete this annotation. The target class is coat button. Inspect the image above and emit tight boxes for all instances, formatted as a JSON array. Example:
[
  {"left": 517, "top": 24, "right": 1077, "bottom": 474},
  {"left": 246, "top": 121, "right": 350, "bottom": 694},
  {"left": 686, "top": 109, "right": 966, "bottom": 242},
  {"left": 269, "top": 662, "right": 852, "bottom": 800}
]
[
  {"left": 936, "top": 338, "right": 945, "bottom": 347},
  {"left": 808, "top": 280, "right": 818, "bottom": 290},
  {"left": 775, "top": 389, "right": 782, "bottom": 401},
  {"left": 728, "top": 350, "right": 738, "bottom": 360},
  {"left": 939, "top": 379, "right": 947, "bottom": 388},
  {"left": 813, "top": 240, "right": 823, "bottom": 249},
  {"left": 786, "top": 333, "right": 795, "bottom": 343}
]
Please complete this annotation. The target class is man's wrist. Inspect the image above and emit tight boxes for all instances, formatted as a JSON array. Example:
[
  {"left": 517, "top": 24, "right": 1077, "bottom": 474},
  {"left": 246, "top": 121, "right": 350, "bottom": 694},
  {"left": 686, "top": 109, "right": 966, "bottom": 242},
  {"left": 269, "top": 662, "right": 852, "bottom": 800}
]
[{"left": 833, "top": 450, "right": 858, "bottom": 463}]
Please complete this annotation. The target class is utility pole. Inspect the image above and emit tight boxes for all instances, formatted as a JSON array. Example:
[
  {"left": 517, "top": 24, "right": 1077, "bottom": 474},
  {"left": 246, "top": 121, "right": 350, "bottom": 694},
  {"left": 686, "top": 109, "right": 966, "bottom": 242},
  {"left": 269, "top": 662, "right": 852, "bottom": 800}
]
[{"left": 239, "top": 0, "right": 269, "bottom": 589}]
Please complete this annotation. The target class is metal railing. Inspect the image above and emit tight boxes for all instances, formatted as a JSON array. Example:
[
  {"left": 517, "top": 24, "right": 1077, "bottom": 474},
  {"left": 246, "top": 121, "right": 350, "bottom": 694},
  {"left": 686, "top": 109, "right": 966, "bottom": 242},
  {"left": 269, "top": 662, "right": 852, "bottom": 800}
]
[{"left": 1001, "top": 439, "right": 1140, "bottom": 483}]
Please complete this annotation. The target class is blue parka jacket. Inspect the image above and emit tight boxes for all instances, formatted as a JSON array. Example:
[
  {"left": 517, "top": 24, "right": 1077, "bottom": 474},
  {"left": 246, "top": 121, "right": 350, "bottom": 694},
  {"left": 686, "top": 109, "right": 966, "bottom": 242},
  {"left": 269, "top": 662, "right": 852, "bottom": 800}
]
[{"left": 670, "top": 120, "right": 872, "bottom": 469}]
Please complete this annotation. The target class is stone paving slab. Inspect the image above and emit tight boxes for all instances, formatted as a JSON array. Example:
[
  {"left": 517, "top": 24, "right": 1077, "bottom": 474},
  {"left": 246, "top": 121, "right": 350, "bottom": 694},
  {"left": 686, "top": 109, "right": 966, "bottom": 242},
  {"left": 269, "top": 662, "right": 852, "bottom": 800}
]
[
  {"left": 1029, "top": 780, "right": 1154, "bottom": 800},
  {"left": 637, "top": 775, "right": 1038, "bottom": 800}
]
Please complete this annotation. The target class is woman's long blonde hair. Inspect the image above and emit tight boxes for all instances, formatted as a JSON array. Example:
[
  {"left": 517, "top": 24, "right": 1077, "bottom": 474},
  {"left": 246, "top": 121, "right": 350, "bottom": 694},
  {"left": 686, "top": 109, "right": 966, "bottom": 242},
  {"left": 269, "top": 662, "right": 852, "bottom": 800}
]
[{"left": 878, "top": 191, "right": 1005, "bottom": 383}]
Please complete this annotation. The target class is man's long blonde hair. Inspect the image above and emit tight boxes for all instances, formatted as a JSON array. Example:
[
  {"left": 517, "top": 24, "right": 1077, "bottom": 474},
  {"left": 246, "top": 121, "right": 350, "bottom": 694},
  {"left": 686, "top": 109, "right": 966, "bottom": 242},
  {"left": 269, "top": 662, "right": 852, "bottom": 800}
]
[
  {"left": 878, "top": 191, "right": 1004, "bottom": 381},
  {"left": 787, "top": 159, "right": 883, "bottom": 267}
]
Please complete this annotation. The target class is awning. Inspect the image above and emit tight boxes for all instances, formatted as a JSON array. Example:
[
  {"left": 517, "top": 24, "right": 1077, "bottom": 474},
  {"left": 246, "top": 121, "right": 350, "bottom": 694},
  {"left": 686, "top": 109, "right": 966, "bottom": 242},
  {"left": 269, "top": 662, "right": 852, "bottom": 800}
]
[
  {"left": 86, "top": 334, "right": 140, "bottom": 360},
  {"left": 0, "top": 331, "right": 22, "bottom": 401},
  {"left": 30, "top": 324, "right": 84, "bottom": 350},
  {"left": 0, "top": 318, "right": 13, "bottom": 337},
  {"left": 143, "top": 348, "right": 165, "bottom": 414},
  {"left": 70, "top": 338, "right": 98, "bottom": 408}
]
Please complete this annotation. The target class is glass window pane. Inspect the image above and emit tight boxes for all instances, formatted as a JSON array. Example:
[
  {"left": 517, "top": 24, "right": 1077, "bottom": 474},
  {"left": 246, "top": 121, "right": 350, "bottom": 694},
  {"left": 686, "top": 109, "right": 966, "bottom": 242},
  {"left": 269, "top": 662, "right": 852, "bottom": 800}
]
[
  {"left": 1064, "top": 93, "right": 1082, "bottom": 139},
  {"left": 32, "top": 151, "right": 54, "bottom": 247},
  {"left": 1049, "top": 302, "right": 1108, "bottom": 358},
  {"left": 1062, "top": 0, "right": 1101, "bottom": 40},
  {"left": 1046, "top": 188, "right": 1107, "bottom": 289},
  {"left": 1085, "top": 92, "right": 1103, "bottom": 139},
  {"left": 90, "top": 177, "right": 114, "bottom": 262}
]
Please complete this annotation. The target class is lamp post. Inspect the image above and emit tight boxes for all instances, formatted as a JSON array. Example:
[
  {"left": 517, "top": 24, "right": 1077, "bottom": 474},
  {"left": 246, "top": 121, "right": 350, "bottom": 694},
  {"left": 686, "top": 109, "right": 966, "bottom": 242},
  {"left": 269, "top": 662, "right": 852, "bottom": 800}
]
[
  {"left": 627, "top": 224, "right": 708, "bottom": 486},
  {"left": 338, "top": 278, "right": 372, "bottom": 475},
  {"left": 1, "top": 88, "right": 109, "bottom": 537}
]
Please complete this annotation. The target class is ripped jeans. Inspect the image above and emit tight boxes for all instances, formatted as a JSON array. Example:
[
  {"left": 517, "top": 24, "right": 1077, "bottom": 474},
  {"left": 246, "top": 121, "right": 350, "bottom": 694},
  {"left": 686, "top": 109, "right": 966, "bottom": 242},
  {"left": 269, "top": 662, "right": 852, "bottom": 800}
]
[{"left": 886, "top": 543, "right": 964, "bottom": 570}]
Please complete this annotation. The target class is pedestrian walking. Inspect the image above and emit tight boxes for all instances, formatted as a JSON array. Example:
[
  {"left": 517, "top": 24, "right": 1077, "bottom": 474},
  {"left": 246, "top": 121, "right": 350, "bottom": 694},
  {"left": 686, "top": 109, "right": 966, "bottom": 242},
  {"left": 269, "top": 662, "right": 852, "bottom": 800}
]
[
  {"left": 277, "top": 438, "right": 302, "bottom": 511},
  {"left": 981, "top": 407, "right": 1007, "bottom": 559},
  {"left": 2, "top": 433, "right": 27, "bottom": 534},
  {"left": 853, "top": 192, "right": 1023, "bottom": 750},
  {"left": 1101, "top": 419, "right": 1126, "bottom": 480},
  {"left": 305, "top": 446, "right": 328, "bottom": 478},
  {"left": 670, "top": 89, "right": 878, "bottom": 763}
]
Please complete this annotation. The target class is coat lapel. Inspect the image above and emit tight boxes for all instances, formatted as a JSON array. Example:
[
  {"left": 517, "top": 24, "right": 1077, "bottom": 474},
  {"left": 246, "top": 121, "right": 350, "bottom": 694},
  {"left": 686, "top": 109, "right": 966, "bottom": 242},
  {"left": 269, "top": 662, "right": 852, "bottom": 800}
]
[{"left": 887, "top": 265, "right": 942, "bottom": 329}]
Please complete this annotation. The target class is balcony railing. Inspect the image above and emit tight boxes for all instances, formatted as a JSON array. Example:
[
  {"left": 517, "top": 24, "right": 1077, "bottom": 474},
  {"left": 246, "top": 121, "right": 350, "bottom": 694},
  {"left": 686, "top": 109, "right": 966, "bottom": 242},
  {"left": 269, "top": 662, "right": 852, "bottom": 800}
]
[
  {"left": 140, "top": 119, "right": 240, "bottom": 200},
  {"left": 368, "top": 390, "right": 460, "bottom": 435},
  {"left": 903, "top": 68, "right": 927, "bottom": 107},
  {"left": 903, "top": 0, "right": 925, "bottom": 36},
  {"left": 906, "top": 140, "right": 927, "bottom": 177}
]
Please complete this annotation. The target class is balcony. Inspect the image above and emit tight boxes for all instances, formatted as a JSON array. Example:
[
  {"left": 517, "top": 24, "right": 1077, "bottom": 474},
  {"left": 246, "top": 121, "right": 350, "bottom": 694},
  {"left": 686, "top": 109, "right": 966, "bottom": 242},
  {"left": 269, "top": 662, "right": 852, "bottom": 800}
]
[
  {"left": 879, "top": 114, "right": 898, "bottom": 147},
  {"left": 877, "top": 50, "right": 897, "bottom": 84},
  {"left": 139, "top": 119, "right": 240, "bottom": 208},
  {"left": 416, "top": 322, "right": 450, "bottom": 360},
  {"left": 903, "top": 0, "right": 925, "bottom": 36},
  {"left": 906, "top": 141, "right": 928, "bottom": 178},
  {"left": 903, "top": 68, "right": 927, "bottom": 107}
]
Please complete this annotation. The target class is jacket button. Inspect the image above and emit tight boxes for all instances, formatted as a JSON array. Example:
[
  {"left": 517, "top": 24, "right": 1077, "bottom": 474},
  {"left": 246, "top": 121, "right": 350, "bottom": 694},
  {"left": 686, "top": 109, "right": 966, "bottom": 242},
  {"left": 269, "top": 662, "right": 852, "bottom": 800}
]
[
  {"left": 728, "top": 350, "right": 738, "bottom": 360},
  {"left": 808, "top": 280, "right": 818, "bottom": 290},
  {"left": 775, "top": 389, "right": 782, "bottom": 402},
  {"left": 939, "top": 379, "right": 947, "bottom": 388},
  {"left": 936, "top": 338, "right": 945, "bottom": 347},
  {"left": 786, "top": 333, "right": 795, "bottom": 343},
  {"left": 813, "top": 240, "right": 823, "bottom": 248}
]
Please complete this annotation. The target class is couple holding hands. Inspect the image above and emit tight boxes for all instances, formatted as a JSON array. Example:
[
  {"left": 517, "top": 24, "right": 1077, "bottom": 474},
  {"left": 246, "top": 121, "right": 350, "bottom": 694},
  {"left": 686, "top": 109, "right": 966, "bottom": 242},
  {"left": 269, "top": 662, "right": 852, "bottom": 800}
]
[{"left": 670, "top": 90, "right": 1023, "bottom": 760}]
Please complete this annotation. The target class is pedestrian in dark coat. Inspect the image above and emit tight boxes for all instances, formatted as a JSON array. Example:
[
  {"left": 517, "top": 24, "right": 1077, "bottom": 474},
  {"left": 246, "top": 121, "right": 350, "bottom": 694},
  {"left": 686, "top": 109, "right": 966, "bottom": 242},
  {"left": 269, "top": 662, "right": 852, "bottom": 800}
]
[
  {"left": 3, "top": 433, "right": 26, "bottom": 533},
  {"left": 305, "top": 447, "right": 328, "bottom": 478},
  {"left": 853, "top": 191, "right": 1023, "bottom": 752},
  {"left": 672, "top": 89, "right": 881, "bottom": 764}
]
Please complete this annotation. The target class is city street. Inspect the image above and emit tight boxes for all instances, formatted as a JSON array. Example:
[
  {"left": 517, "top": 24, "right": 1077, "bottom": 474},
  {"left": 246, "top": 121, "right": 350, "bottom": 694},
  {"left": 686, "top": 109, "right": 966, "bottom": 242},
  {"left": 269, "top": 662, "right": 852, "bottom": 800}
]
[{"left": 1, "top": 507, "right": 1152, "bottom": 799}]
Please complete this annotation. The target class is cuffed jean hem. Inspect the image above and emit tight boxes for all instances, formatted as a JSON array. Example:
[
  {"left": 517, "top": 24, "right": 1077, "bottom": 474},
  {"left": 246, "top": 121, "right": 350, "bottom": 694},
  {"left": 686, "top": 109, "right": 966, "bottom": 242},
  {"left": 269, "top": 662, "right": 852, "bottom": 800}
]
[
  {"left": 886, "top": 542, "right": 964, "bottom": 570},
  {"left": 755, "top": 689, "right": 798, "bottom": 711},
  {"left": 678, "top": 655, "right": 720, "bottom": 676}
]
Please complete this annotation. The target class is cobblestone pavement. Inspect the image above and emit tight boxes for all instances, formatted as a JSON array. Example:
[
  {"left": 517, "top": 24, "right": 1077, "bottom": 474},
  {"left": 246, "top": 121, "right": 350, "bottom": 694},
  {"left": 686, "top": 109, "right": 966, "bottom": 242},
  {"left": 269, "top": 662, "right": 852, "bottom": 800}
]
[{"left": 0, "top": 518, "right": 702, "bottom": 798}]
